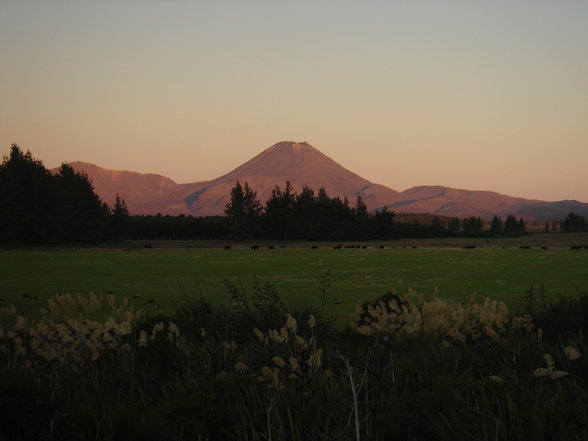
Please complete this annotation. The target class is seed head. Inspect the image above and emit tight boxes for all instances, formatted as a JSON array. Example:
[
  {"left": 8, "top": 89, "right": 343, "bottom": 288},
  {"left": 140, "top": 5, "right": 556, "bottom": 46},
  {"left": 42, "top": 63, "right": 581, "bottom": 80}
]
[{"left": 565, "top": 346, "right": 581, "bottom": 360}]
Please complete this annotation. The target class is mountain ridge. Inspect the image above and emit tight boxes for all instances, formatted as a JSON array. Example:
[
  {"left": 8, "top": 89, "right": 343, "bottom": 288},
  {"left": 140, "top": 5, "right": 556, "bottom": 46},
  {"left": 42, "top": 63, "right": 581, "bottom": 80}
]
[{"left": 52, "top": 141, "right": 588, "bottom": 220}]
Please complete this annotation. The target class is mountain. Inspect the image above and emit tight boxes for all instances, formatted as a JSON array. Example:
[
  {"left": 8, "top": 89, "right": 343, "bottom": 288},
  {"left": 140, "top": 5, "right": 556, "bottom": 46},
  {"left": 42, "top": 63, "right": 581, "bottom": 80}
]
[
  {"left": 385, "top": 186, "right": 588, "bottom": 220},
  {"left": 172, "top": 141, "right": 402, "bottom": 216},
  {"left": 50, "top": 161, "right": 180, "bottom": 212},
  {"left": 56, "top": 142, "right": 588, "bottom": 220}
]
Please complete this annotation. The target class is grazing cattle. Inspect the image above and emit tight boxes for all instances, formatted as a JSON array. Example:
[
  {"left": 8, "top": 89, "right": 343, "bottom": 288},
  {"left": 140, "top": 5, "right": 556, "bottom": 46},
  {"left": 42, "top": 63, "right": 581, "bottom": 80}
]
[
  {"left": 268, "top": 245, "right": 275, "bottom": 249},
  {"left": 362, "top": 246, "right": 367, "bottom": 249},
  {"left": 334, "top": 245, "right": 342, "bottom": 249},
  {"left": 462, "top": 245, "right": 476, "bottom": 249},
  {"left": 251, "top": 245, "right": 259, "bottom": 250},
  {"left": 144, "top": 244, "right": 152, "bottom": 249},
  {"left": 224, "top": 245, "right": 231, "bottom": 250},
  {"left": 281, "top": 245, "right": 286, "bottom": 248},
  {"left": 541, "top": 246, "right": 548, "bottom": 250},
  {"left": 311, "top": 246, "right": 318, "bottom": 249},
  {"left": 519, "top": 246, "right": 531, "bottom": 249},
  {"left": 570, "top": 245, "right": 582, "bottom": 250}
]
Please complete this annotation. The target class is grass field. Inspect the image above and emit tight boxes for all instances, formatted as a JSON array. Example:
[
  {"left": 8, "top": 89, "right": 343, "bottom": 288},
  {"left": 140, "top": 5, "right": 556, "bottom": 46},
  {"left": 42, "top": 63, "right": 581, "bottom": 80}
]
[
  {"left": 2, "top": 233, "right": 587, "bottom": 320},
  {"left": 2, "top": 235, "right": 588, "bottom": 440}
]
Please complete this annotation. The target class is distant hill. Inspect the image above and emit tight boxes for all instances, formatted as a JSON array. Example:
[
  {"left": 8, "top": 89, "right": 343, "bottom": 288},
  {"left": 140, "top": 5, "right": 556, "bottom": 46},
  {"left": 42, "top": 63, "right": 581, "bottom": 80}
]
[
  {"left": 383, "top": 186, "right": 588, "bottom": 220},
  {"left": 385, "top": 186, "right": 550, "bottom": 219},
  {"left": 56, "top": 142, "right": 588, "bottom": 220},
  {"left": 50, "top": 161, "right": 180, "bottom": 212}
]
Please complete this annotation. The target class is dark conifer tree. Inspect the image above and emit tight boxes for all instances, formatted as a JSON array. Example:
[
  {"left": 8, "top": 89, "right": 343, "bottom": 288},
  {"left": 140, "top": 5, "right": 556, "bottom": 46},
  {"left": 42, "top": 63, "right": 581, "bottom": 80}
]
[
  {"left": 430, "top": 216, "right": 444, "bottom": 236},
  {"left": 561, "top": 213, "right": 587, "bottom": 233},
  {"left": 504, "top": 214, "right": 520, "bottom": 236},
  {"left": 373, "top": 207, "right": 395, "bottom": 239},
  {"left": 462, "top": 216, "right": 483, "bottom": 234},
  {"left": 447, "top": 217, "right": 461, "bottom": 234},
  {"left": 315, "top": 187, "right": 333, "bottom": 239},
  {"left": 518, "top": 218, "right": 526, "bottom": 234},
  {"left": 290, "top": 186, "right": 315, "bottom": 239},
  {"left": 55, "top": 163, "right": 110, "bottom": 241},
  {"left": 354, "top": 195, "right": 371, "bottom": 239},
  {"left": 490, "top": 216, "right": 504, "bottom": 236},
  {"left": 224, "top": 180, "right": 262, "bottom": 238},
  {"left": 264, "top": 182, "right": 295, "bottom": 240},
  {"left": 109, "top": 194, "right": 131, "bottom": 240},
  {"left": 0, "top": 144, "right": 59, "bottom": 243}
]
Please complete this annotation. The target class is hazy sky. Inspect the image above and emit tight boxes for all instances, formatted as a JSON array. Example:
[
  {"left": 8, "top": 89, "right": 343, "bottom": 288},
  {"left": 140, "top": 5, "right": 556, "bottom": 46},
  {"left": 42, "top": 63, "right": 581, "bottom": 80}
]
[{"left": 1, "top": 1, "right": 587, "bottom": 202}]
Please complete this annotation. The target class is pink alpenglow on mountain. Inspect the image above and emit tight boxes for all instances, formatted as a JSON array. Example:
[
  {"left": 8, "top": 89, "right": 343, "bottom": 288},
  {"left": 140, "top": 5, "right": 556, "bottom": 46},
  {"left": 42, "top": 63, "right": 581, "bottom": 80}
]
[{"left": 55, "top": 141, "right": 588, "bottom": 220}]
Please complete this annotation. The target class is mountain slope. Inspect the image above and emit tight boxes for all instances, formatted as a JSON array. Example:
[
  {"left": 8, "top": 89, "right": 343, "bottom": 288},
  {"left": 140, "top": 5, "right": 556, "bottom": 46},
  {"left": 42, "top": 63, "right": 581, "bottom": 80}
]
[
  {"left": 51, "top": 161, "right": 180, "bottom": 211},
  {"left": 389, "top": 186, "right": 588, "bottom": 220},
  {"left": 174, "top": 141, "right": 402, "bottom": 215},
  {"left": 57, "top": 142, "right": 588, "bottom": 220}
]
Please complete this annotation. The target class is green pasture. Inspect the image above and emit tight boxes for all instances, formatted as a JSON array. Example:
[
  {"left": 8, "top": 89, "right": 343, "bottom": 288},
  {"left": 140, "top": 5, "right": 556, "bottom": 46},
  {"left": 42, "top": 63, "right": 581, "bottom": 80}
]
[{"left": 1, "top": 239, "right": 587, "bottom": 321}]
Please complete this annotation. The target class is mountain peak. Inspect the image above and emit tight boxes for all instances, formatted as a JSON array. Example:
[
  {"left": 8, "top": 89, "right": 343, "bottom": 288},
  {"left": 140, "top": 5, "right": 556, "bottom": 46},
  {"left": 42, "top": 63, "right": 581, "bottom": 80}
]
[
  {"left": 218, "top": 140, "right": 369, "bottom": 188},
  {"left": 268, "top": 141, "right": 314, "bottom": 152}
]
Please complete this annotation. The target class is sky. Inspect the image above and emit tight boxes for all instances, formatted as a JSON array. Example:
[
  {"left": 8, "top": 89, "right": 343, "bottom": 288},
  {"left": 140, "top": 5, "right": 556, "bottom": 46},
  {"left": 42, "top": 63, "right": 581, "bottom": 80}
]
[{"left": 1, "top": 1, "right": 587, "bottom": 202}]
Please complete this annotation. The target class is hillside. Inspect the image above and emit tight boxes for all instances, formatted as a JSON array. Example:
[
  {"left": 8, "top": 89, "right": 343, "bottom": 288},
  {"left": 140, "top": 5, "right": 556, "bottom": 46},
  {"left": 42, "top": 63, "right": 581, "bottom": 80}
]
[
  {"left": 57, "top": 142, "right": 588, "bottom": 220},
  {"left": 51, "top": 161, "right": 180, "bottom": 212}
]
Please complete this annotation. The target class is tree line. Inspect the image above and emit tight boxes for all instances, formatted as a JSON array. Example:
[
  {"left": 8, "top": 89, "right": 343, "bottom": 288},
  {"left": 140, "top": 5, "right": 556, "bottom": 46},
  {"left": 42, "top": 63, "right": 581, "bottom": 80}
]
[
  {"left": 0, "top": 144, "right": 129, "bottom": 244},
  {"left": 560, "top": 212, "right": 588, "bottom": 233},
  {"left": 222, "top": 180, "right": 530, "bottom": 240},
  {"left": 3, "top": 145, "right": 586, "bottom": 243}
]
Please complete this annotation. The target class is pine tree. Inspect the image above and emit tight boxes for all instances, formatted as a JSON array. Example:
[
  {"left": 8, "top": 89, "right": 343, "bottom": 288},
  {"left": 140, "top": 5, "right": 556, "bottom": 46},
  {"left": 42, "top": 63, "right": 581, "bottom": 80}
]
[
  {"left": 504, "top": 214, "right": 524, "bottom": 236},
  {"left": 109, "top": 194, "right": 131, "bottom": 240},
  {"left": 354, "top": 195, "right": 371, "bottom": 239},
  {"left": 55, "top": 163, "right": 109, "bottom": 241},
  {"left": 490, "top": 216, "right": 504, "bottom": 236},
  {"left": 224, "top": 180, "right": 261, "bottom": 238},
  {"left": 264, "top": 182, "right": 295, "bottom": 240},
  {"left": 373, "top": 207, "right": 395, "bottom": 239},
  {"left": 431, "top": 216, "right": 444, "bottom": 235},
  {"left": 561, "top": 213, "right": 587, "bottom": 233},
  {"left": 447, "top": 217, "right": 461, "bottom": 234},
  {"left": 518, "top": 218, "right": 526, "bottom": 234},
  {"left": 462, "top": 216, "right": 483, "bottom": 234},
  {"left": 0, "top": 144, "right": 59, "bottom": 243},
  {"left": 293, "top": 186, "right": 317, "bottom": 240}
]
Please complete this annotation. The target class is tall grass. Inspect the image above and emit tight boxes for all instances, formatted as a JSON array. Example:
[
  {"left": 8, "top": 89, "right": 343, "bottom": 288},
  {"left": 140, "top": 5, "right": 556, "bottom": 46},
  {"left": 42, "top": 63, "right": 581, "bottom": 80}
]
[{"left": 1, "top": 279, "right": 587, "bottom": 440}]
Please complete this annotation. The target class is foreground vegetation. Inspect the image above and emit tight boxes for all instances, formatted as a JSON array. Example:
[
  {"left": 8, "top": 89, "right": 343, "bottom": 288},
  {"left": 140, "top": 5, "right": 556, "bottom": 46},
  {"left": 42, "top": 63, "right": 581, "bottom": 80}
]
[{"left": 1, "top": 280, "right": 587, "bottom": 440}]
